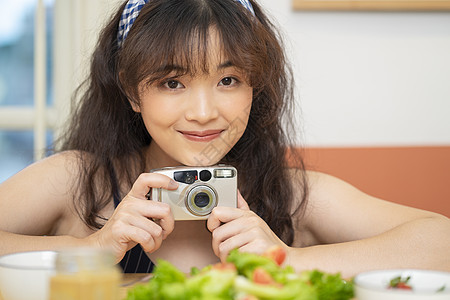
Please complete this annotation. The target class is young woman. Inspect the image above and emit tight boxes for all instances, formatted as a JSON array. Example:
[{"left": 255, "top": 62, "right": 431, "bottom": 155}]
[{"left": 0, "top": 0, "right": 448, "bottom": 277}]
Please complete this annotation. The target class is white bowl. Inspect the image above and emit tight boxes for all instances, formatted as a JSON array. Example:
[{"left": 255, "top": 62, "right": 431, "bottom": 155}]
[
  {"left": 355, "top": 269, "right": 450, "bottom": 300},
  {"left": 0, "top": 251, "right": 56, "bottom": 300}
]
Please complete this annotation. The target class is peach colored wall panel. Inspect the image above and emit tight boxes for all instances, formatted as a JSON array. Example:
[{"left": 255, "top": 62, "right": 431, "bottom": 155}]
[{"left": 296, "top": 147, "right": 450, "bottom": 217}]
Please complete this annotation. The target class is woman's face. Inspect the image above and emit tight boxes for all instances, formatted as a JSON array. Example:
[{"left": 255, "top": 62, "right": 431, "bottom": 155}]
[{"left": 133, "top": 30, "right": 253, "bottom": 168}]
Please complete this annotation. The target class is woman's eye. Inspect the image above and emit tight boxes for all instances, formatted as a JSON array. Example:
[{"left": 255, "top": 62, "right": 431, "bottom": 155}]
[
  {"left": 164, "top": 80, "right": 184, "bottom": 89},
  {"left": 219, "top": 77, "right": 238, "bottom": 86}
]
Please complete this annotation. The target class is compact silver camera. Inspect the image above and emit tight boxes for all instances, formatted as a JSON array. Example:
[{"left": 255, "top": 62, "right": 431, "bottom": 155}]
[{"left": 150, "top": 165, "right": 237, "bottom": 220}]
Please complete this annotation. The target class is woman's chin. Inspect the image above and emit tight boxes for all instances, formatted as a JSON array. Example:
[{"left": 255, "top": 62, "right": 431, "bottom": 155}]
[{"left": 180, "top": 155, "right": 222, "bottom": 167}]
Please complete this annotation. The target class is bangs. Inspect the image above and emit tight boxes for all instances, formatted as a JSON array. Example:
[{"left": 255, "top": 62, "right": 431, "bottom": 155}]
[
  {"left": 118, "top": 0, "right": 276, "bottom": 100},
  {"left": 139, "top": 26, "right": 218, "bottom": 86}
]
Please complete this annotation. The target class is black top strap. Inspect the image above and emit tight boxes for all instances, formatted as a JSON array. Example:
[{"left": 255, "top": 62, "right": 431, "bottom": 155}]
[{"left": 119, "top": 244, "right": 154, "bottom": 273}]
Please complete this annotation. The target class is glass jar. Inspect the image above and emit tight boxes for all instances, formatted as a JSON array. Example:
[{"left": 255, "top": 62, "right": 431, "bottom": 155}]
[{"left": 49, "top": 248, "right": 122, "bottom": 300}]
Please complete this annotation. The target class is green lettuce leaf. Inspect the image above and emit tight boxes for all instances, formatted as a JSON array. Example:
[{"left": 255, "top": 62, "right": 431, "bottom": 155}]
[
  {"left": 125, "top": 250, "right": 354, "bottom": 300},
  {"left": 301, "top": 270, "right": 354, "bottom": 300}
]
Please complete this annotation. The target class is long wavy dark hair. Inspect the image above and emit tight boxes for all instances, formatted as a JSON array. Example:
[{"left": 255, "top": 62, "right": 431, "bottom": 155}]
[{"left": 58, "top": 0, "right": 308, "bottom": 246}]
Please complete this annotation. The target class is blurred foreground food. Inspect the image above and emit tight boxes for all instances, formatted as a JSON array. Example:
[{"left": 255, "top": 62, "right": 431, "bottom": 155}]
[{"left": 125, "top": 247, "right": 354, "bottom": 300}]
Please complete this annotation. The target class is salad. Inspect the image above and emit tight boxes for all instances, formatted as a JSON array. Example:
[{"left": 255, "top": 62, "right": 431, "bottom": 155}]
[
  {"left": 125, "top": 246, "right": 354, "bottom": 300},
  {"left": 388, "top": 275, "right": 447, "bottom": 293},
  {"left": 388, "top": 275, "right": 412, "bottom": 290}
]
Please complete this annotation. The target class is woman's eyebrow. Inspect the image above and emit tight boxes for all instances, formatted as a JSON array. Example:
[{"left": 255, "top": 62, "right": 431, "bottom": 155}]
[
  {"left": 217, "top": 61, "right": 233, "bottom": 70},
  {"left": 154, "top": 65, "right": 186, "bottom": 74}
]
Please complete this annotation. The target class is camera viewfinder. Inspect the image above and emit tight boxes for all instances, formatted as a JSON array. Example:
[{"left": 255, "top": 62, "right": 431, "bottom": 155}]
[{"left": 214, "top": 168, "right": 235, "bottom": 178}]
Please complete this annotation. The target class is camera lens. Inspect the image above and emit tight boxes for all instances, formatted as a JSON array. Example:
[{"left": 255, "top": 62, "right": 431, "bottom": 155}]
[
  {"left": 199, "top": 170, "right": 212, "bottom": 182},
  {"left": 194, "top": 192, "right": 210, "bottom": 208},
  {"left": 186, "top": 185, "right": 218, "bottom": 216}
]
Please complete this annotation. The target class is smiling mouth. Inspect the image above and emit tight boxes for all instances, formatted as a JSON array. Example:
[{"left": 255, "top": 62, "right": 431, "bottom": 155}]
[{"left": 179, "top": 130, "right": 224, "bottom": 142}]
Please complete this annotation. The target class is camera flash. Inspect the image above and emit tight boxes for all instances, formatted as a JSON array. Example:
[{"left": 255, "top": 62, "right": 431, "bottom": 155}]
[{"left": 214, "top": 168, "right": 235, "bottom": 178}]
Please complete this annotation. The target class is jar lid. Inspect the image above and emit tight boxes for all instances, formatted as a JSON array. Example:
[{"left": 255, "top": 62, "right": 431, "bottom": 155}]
[{"left": 54, "top": 248, "right": 115, "bottom": 273}]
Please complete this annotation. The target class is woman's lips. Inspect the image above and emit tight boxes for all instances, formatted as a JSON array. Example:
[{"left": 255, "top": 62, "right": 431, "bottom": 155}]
[{"left": 179, "top": 130, "right": 224, "bottom": 142}]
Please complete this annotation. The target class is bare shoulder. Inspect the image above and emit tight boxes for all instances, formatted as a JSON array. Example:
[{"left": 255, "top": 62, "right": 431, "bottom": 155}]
[
  {"left": 7, "top": 150, "right": 83, "bottom": 192},
  {"left": 0, "top": 150, "right": 84, "bottom": 235},
  {"left": 0, "top": 150, "right": 83, "bottom": 191},
  {"left": 304, "top": 170, "right": 364, "bottom": 201}
]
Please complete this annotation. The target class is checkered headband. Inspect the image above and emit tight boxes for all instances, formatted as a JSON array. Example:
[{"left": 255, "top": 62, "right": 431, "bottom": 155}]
[{"left": 117, "top": 0, "right": 255, "bottom": 47}]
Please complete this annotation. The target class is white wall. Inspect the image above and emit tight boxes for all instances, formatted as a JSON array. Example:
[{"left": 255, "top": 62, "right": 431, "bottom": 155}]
[
  {"left": 53, "top": 0, "right": 122, "bottom": 137},
  {"left": 56, "top": 0, "right": 450, "bottom": 148},
  {"left": 258, "top": 0, "right": 450, "bottom": 147}
]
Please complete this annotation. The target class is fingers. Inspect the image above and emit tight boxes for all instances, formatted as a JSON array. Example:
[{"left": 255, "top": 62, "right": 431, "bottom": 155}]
[
  {"left": 124, "top": 172, "right": 178, "bottom": 240},
  {"left": 120, "top": 212, "right": 165, "bottom": 251},
  {"left": 151, "top": 203, "right": 175, "bottom": 239},
  {"left": 209, "top": 212, "right": 260, "bottom": 258},
  {"left": 111, "top": 221, "right": 155, "bottom": 253},
  {"left": 129, "top": 173, "right": 179, "bottom": 199},
  {"left": 213, "top": 224, "right": 283, "bottom": 263},
  {"left": 89, "top": 172, "right": 180, "bottom": 262},
  {"left": 100, "top": 172, "right": 179, "bottom": 258},
  {"left": 208, "top": 199, "right": 286, "bottom": 262},
  {"left": 118, "top": 195, "right": 175, "bottom": 240},
  {"left": 237, "top": 190, "right": 250, "bottom": 210},
  {"left": 216, "top": 232, "right": 270, "bottom": 262},
  {"left": 207, "top": 206, "right": 244, "bottom": 232},
  {"left": 207, "top": 190, "right": 249, "bottom": 232},
  {"left": 207, "top": 190, "right": 245, "bottom": 229}
]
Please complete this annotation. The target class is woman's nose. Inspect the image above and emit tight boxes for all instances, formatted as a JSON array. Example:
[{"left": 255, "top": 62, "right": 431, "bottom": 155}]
[{"left": 184, "top": 88, "right": 219, "bottom": 123}]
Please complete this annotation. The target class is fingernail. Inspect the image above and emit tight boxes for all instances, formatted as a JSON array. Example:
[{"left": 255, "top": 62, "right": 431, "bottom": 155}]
[{"left": 168, "top": 179, "right": 178, "bottom": 189}]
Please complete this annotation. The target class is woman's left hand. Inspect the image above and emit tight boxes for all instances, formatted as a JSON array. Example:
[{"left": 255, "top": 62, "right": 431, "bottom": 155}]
[{"left": 207, "top": 191, "right": 288, "bottom": 262}]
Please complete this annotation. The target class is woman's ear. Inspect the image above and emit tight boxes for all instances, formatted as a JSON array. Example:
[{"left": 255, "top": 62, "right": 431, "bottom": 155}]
[{"left": 129, "top": 99, "right": 141, "bottom": 113}]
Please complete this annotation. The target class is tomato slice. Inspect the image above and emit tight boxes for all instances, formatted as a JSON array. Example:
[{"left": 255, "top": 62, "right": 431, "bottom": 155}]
[
  {"left": 211, "top": 262, "right": 237, "bottom": 272},
  {"left": 395, "top": 282, "right": 413, "bottom": 290},
  {"left": 252, "top": 267, "right": 274, "bottom": 285},
  {"left": 263, "top": 246, "right": 286, "bottom": 266}
]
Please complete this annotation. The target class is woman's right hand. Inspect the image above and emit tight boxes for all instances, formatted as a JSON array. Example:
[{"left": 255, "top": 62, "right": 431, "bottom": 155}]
[{"left": 86, "top": 173, "right": 178, "bottom": 263}]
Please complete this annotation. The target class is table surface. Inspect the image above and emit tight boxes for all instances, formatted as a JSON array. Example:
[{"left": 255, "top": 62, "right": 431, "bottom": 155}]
[{"left": 120, "top": 273, "right": 152, "bottom": 298}]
